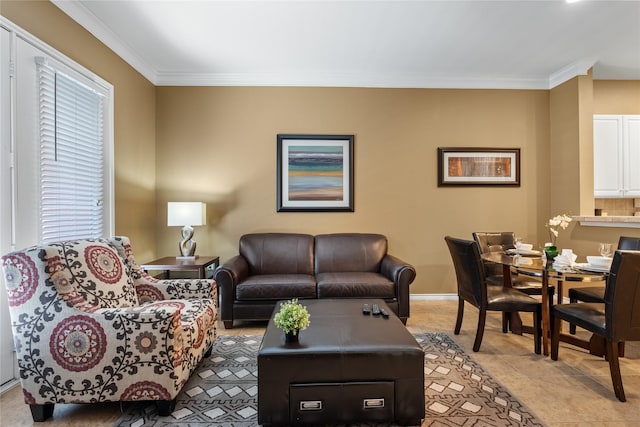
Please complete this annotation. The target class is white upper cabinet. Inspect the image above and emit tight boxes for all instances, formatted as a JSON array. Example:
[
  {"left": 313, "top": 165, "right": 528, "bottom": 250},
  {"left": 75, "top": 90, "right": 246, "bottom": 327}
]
[
  {"left": 624, "top": 116, "right": 640, "bottom": 196},
  {"left": 594, "top": 115, "right": 640, "bottom": 198}
]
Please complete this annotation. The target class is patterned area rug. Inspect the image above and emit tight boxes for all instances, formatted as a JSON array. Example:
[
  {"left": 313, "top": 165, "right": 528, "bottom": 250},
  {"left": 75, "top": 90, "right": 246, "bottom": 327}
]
[{"left": 114, "top": 333, "right": 545, "bottom": 426}]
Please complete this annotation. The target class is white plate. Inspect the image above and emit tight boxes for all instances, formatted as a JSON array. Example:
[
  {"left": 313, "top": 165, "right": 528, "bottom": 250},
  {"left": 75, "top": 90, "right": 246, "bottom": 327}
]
[
  {"left": 506, "top": 249, "right": 542, "bottom": 257},
  {"left": 574, "top": 262, "right": 610, "bottom": 273}
]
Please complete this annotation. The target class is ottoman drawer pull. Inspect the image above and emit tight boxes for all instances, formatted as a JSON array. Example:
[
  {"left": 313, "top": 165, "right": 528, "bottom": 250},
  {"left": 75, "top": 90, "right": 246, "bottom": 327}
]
[
  {"left": 300, "top": 400, "right": 322, "bottom": 411},
  {"left": 363, "top": 398, "right": 385, "bottom": 409}
]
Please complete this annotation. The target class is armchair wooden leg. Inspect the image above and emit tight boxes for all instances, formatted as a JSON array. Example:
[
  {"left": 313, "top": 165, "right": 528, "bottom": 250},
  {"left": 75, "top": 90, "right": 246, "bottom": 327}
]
[
  {"left": 606, "top": 340, "right": 626, "bottom": 402},
  {"left": 29, "top": 403, "right": 54, "bottom": 422},
  {"left": 454, "top": 298, "right": 464, "bottom": 335},
  {"left": 223, "top": 320, "right": 233, "bottom": 329},
  {"left": 157, "top": 398, "right": 177, "bottom": 416},
  {"left": 204, "top": 345, "right": 213, "bottom": 358},
  {"left": 473, "top": 309, "right": 487, "bottom": 352}
]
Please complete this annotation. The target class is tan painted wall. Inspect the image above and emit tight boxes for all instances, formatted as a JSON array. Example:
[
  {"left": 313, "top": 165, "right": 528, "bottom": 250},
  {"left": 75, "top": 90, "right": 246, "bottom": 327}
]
[
  {"left": 550, "top": 76, "right": 640, "bottom": 269},
  {"left": 3, "top": 1, "right": 639, "bottom": 295},
  {"left": 569, "top": 79, "right": 640, "bottom": 262},
  {"left": 1, "top": 1, "right": 158, "bottom": 262},
  {"left": 156, "top": 87, "right": 550, "bottom": 293},
  {"left": 594, "top": 81, "right": 640, "bottom": 114}
]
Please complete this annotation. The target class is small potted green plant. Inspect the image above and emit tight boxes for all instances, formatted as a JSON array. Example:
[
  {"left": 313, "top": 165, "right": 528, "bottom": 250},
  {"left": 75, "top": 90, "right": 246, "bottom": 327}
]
[{"left": 273, "top": 299, "right": 310, "bottom": 343}]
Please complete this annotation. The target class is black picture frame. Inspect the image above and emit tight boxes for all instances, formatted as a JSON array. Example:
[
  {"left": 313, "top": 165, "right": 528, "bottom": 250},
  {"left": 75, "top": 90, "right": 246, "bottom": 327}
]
[
  {"left": 277, "top": 134, "right": 354, "bottom": 212},
  {"left": 437, "top": 147, "right": 521, "bottom": 186}
]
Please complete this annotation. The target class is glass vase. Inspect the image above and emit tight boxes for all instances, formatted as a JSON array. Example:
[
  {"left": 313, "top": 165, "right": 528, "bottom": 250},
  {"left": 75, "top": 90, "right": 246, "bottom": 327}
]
[{"left": 544, "top": 245, "right": 558, "bottom": 262}]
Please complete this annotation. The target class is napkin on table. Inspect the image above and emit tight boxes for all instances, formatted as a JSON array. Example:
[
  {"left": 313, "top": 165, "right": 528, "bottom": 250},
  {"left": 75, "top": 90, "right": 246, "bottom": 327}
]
[
  {"left": 515, "top": 242, "right": 533, "bottom": 251},
  {"left": 553, "top": 249, "right": 577, "bottom": 268}
]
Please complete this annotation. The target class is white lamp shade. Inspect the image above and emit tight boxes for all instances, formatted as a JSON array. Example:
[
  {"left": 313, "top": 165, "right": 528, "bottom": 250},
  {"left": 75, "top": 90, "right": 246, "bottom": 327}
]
[{"left": 167, "top": 202, "right": 206, "bottom": 226}]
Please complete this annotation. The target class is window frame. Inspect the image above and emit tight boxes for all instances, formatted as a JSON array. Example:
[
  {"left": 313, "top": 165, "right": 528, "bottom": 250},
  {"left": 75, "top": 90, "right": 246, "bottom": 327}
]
[{"left": 1, "top": 17, "right": 114, "bottom": 248}]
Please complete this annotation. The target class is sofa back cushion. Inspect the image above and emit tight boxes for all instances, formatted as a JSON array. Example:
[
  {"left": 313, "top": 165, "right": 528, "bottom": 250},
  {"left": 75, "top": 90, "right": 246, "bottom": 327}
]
[
  {"left": 240, "top": 233, "right": 314, "bottom": 275},
  {"left": 315, "top": 233, "right": 387, "bottom": 274}
]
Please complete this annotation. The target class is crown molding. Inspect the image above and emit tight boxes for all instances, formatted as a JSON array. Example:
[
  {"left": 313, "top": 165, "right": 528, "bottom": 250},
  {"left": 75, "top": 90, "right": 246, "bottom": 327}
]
[
  {"left": 155, "top": 71, "right": 553, "bottom": 90},
  {"left": 51, "top": 0, "right": 591, "bottom": 90},
  {"left": 51, "top": 0, "right": 158, "bottom": 84},
  {"left": 548, "top": 59, "right": 596, "bottom": 88}
]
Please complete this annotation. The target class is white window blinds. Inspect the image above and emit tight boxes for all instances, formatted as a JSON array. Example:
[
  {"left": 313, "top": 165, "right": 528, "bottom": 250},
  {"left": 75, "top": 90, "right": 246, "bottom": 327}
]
[{"left": 36, "top": 57, "right": 107, "bottom": 242}]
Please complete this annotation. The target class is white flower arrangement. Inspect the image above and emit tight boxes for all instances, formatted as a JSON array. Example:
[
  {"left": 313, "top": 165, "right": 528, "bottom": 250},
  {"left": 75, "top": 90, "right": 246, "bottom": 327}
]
[
  {"left": 273, "top": 299, "right": 310, "bottom": 334},
  {"left": 546, "top": 214, "right": 572, "bottom": 246}
]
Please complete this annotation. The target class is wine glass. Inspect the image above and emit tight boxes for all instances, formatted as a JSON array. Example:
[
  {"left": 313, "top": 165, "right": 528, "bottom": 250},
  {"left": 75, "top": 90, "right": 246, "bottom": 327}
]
[{"left": 599, "top": 243, "right": 613, "bottom": 258}]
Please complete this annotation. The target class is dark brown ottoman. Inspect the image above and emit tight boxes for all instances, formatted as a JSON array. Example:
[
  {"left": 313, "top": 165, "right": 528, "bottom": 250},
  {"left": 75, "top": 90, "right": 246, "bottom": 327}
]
[{"left": 257, "top": 299, "right": 424, "bottom": 426}]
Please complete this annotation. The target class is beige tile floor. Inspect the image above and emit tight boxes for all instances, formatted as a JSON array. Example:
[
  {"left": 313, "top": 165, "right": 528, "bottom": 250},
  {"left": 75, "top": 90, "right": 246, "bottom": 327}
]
[{"left": 1, "top": 299, "right": 639, "bottom": 426}]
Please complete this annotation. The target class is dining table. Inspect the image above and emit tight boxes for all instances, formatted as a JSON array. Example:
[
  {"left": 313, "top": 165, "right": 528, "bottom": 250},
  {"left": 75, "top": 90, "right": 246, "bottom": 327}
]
[{"left": 480, "top": 251, "right": 607, "bottom": 356}]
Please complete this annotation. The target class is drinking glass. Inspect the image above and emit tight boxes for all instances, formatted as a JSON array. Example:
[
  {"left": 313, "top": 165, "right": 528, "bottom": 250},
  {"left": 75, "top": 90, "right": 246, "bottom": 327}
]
[{"left": 599, "top": 243, "right": 613, "bottom": 258}]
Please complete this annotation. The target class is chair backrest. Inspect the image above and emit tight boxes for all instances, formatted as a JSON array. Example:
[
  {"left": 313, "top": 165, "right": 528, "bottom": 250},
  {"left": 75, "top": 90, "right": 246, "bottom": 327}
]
[
  {"left": 445, "top": 236, "right": 486, "bottom": 308},
  {"left": 109, "top": 236, "right": 151, "bottom": 281},
  {"left": 604, "top": 250, "right": 640, "bottom": 342},
  {"left": 48, "top": 239, "right": 139, "bottom": 309},
  {"left": 472, "top": 232, "right": 516, "bottom": 253},
  {"left": 1, "top": 239, "right": 139, "bottom": 319},
  {"left": 618, "top": 236, "right": 640, "bottom": 250},
  {"left": 472, "top": 232, "right": 515, "bottom": 277}
]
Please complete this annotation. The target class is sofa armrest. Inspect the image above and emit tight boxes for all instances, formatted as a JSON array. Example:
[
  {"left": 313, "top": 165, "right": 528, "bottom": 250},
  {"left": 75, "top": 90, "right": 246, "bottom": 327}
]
[
  {"left": 214, "top": 255, "right": 249, "bottom": 326},
  {"left": 381, "top": 254, "right": 416, "bottom": 321}
]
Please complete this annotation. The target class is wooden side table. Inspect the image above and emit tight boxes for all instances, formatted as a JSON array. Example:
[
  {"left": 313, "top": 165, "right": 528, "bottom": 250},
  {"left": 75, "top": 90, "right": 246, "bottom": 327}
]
[{"left": 140, "top": 256, "right": 220, "bottom": 279}]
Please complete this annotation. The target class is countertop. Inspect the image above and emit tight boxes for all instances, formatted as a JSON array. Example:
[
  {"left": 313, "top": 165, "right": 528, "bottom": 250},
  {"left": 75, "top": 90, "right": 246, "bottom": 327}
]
[{"left": 573, "top": 215, "right": 640, "bottom": 228}]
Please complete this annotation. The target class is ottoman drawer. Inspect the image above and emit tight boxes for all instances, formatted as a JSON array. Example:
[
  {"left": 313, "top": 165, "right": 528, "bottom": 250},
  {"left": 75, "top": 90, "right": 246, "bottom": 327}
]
[{"left": 289, "top": 381, "right": 394, "bottom": 425}]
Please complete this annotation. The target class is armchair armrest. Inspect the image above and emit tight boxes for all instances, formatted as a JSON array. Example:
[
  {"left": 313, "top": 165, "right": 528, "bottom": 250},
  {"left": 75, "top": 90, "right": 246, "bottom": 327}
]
[
  {"left": 97, "top": 303, "right": 182, "bottom": 328},
  {"left": 96, "top": 303, "right": 187, "bottom": 373},
  {"left": 214, "top": 255, "right": 249, "bottom": 326},
  {"left": 381, "top": 254, "right": 416, "bottom": 321},
  {"left": 134, "top": 276, "right": 216, "bottom": 301}
]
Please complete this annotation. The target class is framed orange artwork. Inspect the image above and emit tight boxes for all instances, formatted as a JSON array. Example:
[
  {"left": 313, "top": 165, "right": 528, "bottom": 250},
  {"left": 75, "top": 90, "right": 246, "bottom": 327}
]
[{"left": 437, "top": 147, "right": 520, "bottom": 186}]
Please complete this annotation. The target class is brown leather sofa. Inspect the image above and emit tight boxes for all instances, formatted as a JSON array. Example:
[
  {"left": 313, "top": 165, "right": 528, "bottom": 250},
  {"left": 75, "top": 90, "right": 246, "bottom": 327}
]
[{"left": 214, "top": 233, "right": 416, "bottom": 328}]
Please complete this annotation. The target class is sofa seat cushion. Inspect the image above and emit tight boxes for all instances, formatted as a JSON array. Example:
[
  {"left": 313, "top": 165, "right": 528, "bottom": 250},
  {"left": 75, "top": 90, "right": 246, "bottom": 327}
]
[
  {"left": 236, "top": 274, "right": 316, "bottom": 301},
  {"left": 316, "top": 272, "right": 395, "bottom": 299}
]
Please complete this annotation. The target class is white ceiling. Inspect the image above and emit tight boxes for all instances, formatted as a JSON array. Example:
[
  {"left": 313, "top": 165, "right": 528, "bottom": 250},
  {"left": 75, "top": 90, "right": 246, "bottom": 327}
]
[{"left": 52, "top": 0, "right": 640, "bottom": 89}]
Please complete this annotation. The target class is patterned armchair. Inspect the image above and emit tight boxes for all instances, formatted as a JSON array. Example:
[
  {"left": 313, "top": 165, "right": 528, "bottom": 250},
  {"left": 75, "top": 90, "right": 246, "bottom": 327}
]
[{"left": 1, "top": 237, "right": 217, "bottom": 421}]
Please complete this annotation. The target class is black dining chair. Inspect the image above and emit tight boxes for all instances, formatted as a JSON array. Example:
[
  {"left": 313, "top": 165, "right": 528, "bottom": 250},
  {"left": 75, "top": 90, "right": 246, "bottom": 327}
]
[
  {"left": 473, "top": 231, "right": 555, "bottom": 332},
  {"left": 551, "top": 249, "right": 640, "bottom": 402},
  {"left": 568, "top": 236, "right": 640, "bottom": 334},
  {"left": 472, "top": 231, "right": 555, "bottom": 297},
  {"left": 445, "top": 236, "right": 542, "bottom": 353}
]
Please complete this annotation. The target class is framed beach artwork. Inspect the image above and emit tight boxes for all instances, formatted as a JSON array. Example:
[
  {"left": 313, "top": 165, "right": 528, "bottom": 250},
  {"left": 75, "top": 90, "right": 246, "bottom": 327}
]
[
  {"left": 277, "top": 134, "right": 354, "bottom": 212},
  {"left": 437, "top": 147, "right": 520, "bottom": 186}
]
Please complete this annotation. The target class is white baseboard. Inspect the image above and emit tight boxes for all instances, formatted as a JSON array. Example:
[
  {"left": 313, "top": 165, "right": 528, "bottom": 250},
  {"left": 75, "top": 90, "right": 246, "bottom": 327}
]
[
  {"left": 0, "top": 379, "right": 20, "bottom": 395},
  {"left": 410, "top": 293, "right": 457, "bottom": 301},
  {"left": 409, "top": 293, "right": 573, "bottom": 304}
]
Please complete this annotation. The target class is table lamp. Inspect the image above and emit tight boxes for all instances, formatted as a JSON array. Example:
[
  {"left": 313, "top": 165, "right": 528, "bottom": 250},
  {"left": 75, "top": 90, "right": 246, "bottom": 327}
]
[{"left": 167, "top": 202, "right": 206, "bottom": 259}]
